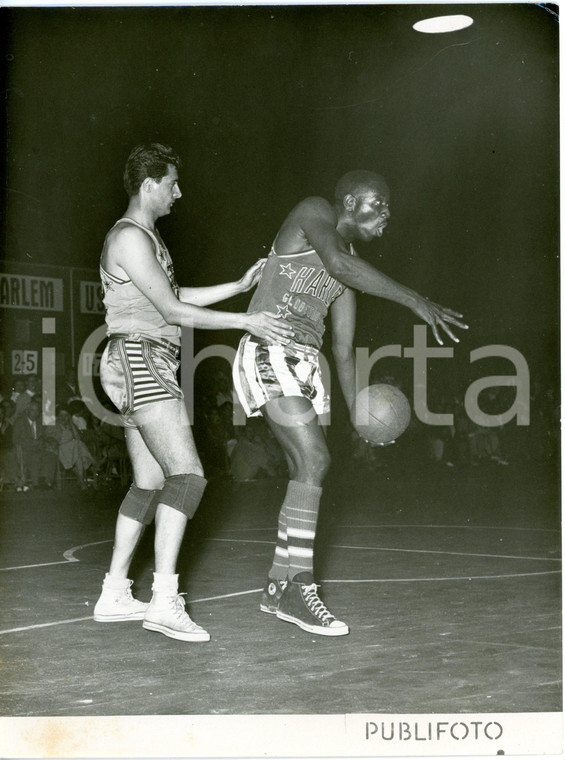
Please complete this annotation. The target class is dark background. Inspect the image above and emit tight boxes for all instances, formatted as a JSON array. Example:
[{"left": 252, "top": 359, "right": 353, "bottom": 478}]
[{"left": 2, "top": 2, "right": 559, "bottom": 396}]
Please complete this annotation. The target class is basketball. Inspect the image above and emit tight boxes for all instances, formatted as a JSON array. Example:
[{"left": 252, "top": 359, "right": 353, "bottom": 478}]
[{"left": 352, "top": 384, "right": 411, "bottom": 445}]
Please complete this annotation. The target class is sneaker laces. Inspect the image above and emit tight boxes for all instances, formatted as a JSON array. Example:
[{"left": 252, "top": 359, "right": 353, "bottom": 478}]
[
  {"left": 170, "top": 592, "right": 188, "bottom": 618},
  {"left": 302, "top": 583, "right": 334, "bottom": 623},
  {"left": 122, "top": 579, "right": 135, "bottom": 601},
  {"left": 169, "top": 593, "right": 203, "bottom": 631}
]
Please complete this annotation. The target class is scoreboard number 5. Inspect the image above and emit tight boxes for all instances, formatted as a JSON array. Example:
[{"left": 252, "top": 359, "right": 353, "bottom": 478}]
[{"left": 12, "top": 350, "right": 38, "bottom": 375}]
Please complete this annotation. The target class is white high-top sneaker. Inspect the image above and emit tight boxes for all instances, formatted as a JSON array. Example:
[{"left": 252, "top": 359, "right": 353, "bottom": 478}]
[
  {"left": 143, "top": 574, "right": 210, "bottom": 642},
  {"left": 93, "top": 574, "right": 148, "bottom": 622}
]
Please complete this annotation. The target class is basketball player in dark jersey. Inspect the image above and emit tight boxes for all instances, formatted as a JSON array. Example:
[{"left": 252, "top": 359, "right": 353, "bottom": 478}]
[
  {"left": 93, "top": 143, "right": 293, "bottom": 642},
  {"left": 233, "top": 170, "right": 467, "bottom": 636}
]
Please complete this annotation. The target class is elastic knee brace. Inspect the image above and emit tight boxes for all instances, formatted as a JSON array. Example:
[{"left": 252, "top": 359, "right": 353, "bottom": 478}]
[
  {"left": 119, "top": 484, "right": 160, "bottom": 525},
  {"left": 154, "top": 473, "right": 207, "bottom": 519}
]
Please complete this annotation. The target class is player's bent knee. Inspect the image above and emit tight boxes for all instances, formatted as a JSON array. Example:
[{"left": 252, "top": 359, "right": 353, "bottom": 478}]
[
  {"left": 309, "top": 448, "right": 331, "bottom": 477},
  {"left": 155, "top": 473, "right": 208, "bottom": 519},
  {"left": 292, "top": 449, "right": 331, "bottom": 483},
  {"left": 119, "top": 484, "right": 161, "bottom": 525}
]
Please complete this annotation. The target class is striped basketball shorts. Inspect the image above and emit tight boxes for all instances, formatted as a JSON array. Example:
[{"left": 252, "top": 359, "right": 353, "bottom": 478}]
[
  {"left": 100, "top": 333, "right": 183, "bottom": 421},
  {"left": 232, "top": 334, "right": 330, "bottom": 418}
]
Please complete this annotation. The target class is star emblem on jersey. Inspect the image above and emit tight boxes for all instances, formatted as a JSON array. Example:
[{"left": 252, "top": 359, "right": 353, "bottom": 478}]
[
  {"left": 277, "top": 304, "right": 291, "bottom": 319},
  {"left": 279, "top": 263, "right": 297, "bottom": 279}
]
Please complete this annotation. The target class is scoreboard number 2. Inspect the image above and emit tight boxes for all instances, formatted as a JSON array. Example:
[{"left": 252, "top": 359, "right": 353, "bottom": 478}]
[{"left": 12, "top": 350, "right": 38, "bottom": 375}]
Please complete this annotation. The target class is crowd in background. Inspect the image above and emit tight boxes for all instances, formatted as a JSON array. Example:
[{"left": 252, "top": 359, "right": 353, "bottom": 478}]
[
  {"left": 0, "top": 365, "right": 558, "bottom": 494},
  {"left": 193, "top": 367, "right": 559, "bottom": 482},
  {"left": 0, "top": 369, "right": 128, "bottom": 493}
]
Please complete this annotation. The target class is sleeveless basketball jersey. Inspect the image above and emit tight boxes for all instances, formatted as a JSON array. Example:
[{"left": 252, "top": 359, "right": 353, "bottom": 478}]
[
  {"left": 100, "top": 217, "right": 181, "bottom": 345},
  {"left": 246, "top": 245, "right": 353, "bottom": 348}
]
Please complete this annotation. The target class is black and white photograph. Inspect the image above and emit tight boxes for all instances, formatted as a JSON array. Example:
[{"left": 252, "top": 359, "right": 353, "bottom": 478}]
[{"left": 0, "top": 1, "right": 561, "bottom": 758}]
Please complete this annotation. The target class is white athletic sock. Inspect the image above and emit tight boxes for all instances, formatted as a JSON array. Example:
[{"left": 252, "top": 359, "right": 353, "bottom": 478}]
[
  {"left": 151, "top": 572, "right": 179, "bottom": 595},
  {"left": 102, "top": 573, "right": 130, "bottom": 590}
]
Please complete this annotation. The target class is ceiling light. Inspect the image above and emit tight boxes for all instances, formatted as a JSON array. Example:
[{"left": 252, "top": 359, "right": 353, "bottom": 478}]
[{"left": 413, "top": 15, "right": 474, "bottom": 34}]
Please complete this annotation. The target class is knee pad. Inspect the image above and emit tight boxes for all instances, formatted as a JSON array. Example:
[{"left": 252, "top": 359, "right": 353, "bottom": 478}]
[
  {"left": 119, "top": 484, "right": 160, "bottom": 525},
  {"left": 155, "top": 473, "right": 207, "bottom": 519}
]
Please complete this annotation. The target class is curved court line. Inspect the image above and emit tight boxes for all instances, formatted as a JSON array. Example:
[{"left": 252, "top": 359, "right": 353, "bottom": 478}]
[
  {"left": 3, "top": 527, "right": 557, "bottom": 573},
  {"left": 208, "top": 537, "right": 560, "bottom": 563},
  {"left": 0, "top": 539, "right": 113, "bottom": 572},
  {"left": 63, "top": 539, "right": 113, "bottom": 562}
]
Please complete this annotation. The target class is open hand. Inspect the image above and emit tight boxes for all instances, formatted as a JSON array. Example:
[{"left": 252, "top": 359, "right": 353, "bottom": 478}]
[
  {"left": 238, "top": 259, "right": 267, "bottom": 292},
  {"left": 412, "top": 295, "right": 468, "bottom": 345},
  {"left": 246, "top": 311, "right": 294, "bottom": 344}
]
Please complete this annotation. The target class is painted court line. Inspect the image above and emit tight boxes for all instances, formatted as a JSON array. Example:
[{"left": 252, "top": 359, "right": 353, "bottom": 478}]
[
  {"left": 189, "top": 588, "right": 262, "bottom": 604},
  {"left": 335, "top": 524, "right": 560, "bottom": 533},
  {"left": 0, "top": 539, "right": 113, "bottom": 573},
  {"left": 0, "top": 616, "right": 93, "bottom": 635},
  {"left": 330, "top": 544, "right": 561, "bottom": 562},
  {"left": 0, "top": 560, "right": 71, "bottom": 572},
  {"left": 324, "top": 570, "right": 560, "bottom": 583},
  {"left": 0, "top": 590, "right": 263, "bottom": 635},
  {"left": 219, "top": 524, "right": 560, "bottom": 534},
  {"left": 0, "top": 570, "right": 558, "bottom": 636},
  {"left": 208, "top": 537, "right": 560, "bottom": 563},
  {"left": 63, "top": 539, "right": 112, "bottom": 562}
]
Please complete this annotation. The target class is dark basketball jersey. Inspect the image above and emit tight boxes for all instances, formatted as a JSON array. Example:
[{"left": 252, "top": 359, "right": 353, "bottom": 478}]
[{"left": 246, "top": 244, "right": 353, "bottom": 348}]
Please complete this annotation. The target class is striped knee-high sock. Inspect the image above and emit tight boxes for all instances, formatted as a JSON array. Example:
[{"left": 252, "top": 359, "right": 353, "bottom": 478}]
[
  {"left": 284, "top": 480, "right": 323, "bottom": 580},
  {"left": 269, "top": 503, "right": 288, "bottom": 581}
]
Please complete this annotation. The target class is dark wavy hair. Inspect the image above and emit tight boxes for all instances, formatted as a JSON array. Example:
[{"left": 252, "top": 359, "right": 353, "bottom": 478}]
[{"left": 123, "top": 143, "right": 182, "bottom": 197}]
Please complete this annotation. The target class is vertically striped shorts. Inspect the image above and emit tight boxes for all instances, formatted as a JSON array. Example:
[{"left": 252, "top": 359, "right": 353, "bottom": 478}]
[
  {"left": 232, "top": 334, "right": 330, "bottom": 418},
  {"left": 100, "top": 334, "right": 183, "bottom": 419}
]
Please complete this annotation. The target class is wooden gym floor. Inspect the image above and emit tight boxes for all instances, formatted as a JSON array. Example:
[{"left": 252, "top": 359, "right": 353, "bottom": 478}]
[{"left": 0, "top": 456, "right": 560, "bottom": 717}]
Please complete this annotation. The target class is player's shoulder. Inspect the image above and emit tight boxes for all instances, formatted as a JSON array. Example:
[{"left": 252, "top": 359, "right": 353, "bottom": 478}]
[
  {"left": 294, "top": 196, "right": 336, "bottom": 220},
  {"left": 107, "top": 220, "right": 154, "bottom": 252}
]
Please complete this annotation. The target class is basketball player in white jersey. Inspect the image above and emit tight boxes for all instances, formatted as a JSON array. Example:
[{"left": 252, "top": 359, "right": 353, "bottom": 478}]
[
  {"left": 233, "top": 170, "right": 467, "bottom": 636},
  {"left": 93, "top": 143, "right": 293, "bottom": 641}
]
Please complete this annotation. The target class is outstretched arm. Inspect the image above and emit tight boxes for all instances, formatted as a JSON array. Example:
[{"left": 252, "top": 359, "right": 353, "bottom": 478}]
[
  {"left": 179, "top": 259, "right": 265, "bottom": 306},
  {"left": 298, "top": 199, "right": 468, "bottom": 345},
  {"left": 112, "top": 228, "right": 292, "bottom": 344}
]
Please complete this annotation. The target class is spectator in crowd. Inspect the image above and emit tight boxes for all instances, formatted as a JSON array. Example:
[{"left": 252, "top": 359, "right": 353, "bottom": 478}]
[
  {"left": 200, "top": 407, "right": 231, "bottom": 476},
  {"left": 8, "top": 377, "right": 26, "bottom": 423},
  {"left": 95, "top": 418, "right": 129, "bottom": 482},
  {"left": 12, "top": 374, "right": 40, "bottom": 421},
  {"left": 213, "top": 371, "right": 233, "bottom": 409},
  {"left": 67, "top": 399, "right": 100, "bottom": 460},
  {"left": 57, "top": 367, "right": 81, "bottom": 408},
  {"left": 229, "top": 419, "right": 279, "bottom": 482},
  {"left": 12, "top": 398, "right": 57, "bottom": 491},
  {"left": 10, "top": 377, "right": 25, "bottom": 404},
  {"left": 0, "top": 401, "right": 18, "bottom": 489},
  {"left": 423, "top": 393, "right": 457, "bottom": 467},
  {"left": 450, "top": 395, "right": 472, "bottom": 465},
  {"left": 52, "top": 406, "right": 97, "bottom": 489}
]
